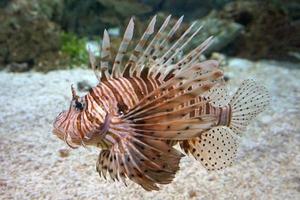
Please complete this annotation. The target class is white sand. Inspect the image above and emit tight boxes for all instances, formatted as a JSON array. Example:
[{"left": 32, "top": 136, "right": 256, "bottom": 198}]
[{"left": 0, "top": 59, "right": 299, "bottom": 200}]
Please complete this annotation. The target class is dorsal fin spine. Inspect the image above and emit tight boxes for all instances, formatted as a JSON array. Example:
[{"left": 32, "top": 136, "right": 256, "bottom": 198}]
[
  {"left": 166, "top": 36, "right": 214, "bottom": 77},
  {"left": 159, "top": 21, "right": 197, "bottom": 64},
  {"left": 146, "top": 16, "right": 184, "bottom": 78},
  {"left": 126, "top": 15, "right": 157, "bottom": 76},
  {"left": 150, "top": 15, "right": 181, "bottom": 60},
  {"left": 188, "top": 36, "right": 214, "bottom": 65},
  {"left": 165, "top": 24, "right": 203, "bottom": 65},
  {"left": 135, "top": 15, "right": 172, "bottom": 76},
  {"left": 88, "top": 47, "right": 100, "bottom": 81},
  {"left": 155, "top": 15, "right": 184, "bottom": 55},
  {"left": 112, "top": 18, "right": 134, "bottom": 77},
  {"left": 154, "top": 23, "right": 204, "bottom": 80},
  {"left": 100, "top": 29, "right": 112, "bottom": 81}
]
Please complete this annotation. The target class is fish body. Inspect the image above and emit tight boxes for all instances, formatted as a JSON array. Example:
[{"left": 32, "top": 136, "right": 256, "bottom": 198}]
[{"left": 53, "top": 15, "right": 270, "bottom": 191}]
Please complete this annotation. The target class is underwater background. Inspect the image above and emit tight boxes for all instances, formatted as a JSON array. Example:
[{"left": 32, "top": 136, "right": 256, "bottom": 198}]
[{"left": 0, "top": 0, "right": 299, "bottom": 199}]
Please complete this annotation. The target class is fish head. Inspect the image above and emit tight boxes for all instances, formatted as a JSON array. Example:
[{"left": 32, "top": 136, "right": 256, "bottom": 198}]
[{"left": 52, "top": 85, "right": 95, "bottom": 148}]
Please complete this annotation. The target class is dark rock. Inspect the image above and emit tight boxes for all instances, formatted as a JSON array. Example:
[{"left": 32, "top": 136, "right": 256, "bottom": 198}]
[
  {"left": 77, "top": 80, "right": 93, "bottom": 92},
  {"left": 210, "top": 52, "right": 228, "bottom": 67},
  {"left": 219, "top": 0, "right": 300, "bottom": 61},
  {"left": 98, "top": 0, "right": 152, "bottom": 16},
  {"left": 34, "top": 52, "right": 70, "bottom": 72},
  {"left": 58, "top": 0, "right": 152, "bottom": 37},
  {"left": 144, "top": 0, "right": 232, "bottom": 21},
  {"left": 58, "top": 0, "right": 106, "bottom": 37},
  {"left": 0, "top": 0, "right": 63, "bottom": 71},
  {"left": 281, "top": 0, "right": 300, "bottom": 20},
  {"left": 187, "top": 14, "right": 243, "bottom": 54},
  {"left": 7, "top": 62, "right": 31, "bottom": 72},
  {"left": 0, "top": 0, "right": 9, "bottom": 7},
  {"left": 56, "top": 0, "right": 233, "bottom": 37},
  {"left": 224, "top": 75, "right": 230, "bottom": 82},
  {"left": 58, "top": 148, "right": 70, "bottom": 158}
]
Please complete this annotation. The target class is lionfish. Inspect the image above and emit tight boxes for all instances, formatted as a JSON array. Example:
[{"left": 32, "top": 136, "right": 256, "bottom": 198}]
[{"left": 53, "top": 15, "right": 270, "bottom": 191}]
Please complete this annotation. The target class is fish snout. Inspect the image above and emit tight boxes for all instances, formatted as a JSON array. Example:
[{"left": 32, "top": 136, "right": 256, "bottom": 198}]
[{"left": 52, "top": 111, "right": 67, "bottom": 140}]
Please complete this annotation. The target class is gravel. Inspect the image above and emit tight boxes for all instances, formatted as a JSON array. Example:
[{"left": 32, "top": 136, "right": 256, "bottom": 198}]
[{"left": 0, "top": 58, "right": 299, "bottom": 200}]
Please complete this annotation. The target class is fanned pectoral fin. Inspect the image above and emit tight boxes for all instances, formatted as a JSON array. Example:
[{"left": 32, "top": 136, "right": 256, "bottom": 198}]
[
  {"left": 96, "top": 133, "right": 183, "bottom": 191},
  {"left": 180, "top": 126, "right": 238, "bottom": 171},
  {"left": 122, "top": 64, "right": 223, "bottom": 140}
]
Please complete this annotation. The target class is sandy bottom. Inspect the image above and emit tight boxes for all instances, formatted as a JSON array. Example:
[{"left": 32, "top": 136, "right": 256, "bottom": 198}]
[{"left": 0, "top": 59, "right": 299, "bottom": 200}]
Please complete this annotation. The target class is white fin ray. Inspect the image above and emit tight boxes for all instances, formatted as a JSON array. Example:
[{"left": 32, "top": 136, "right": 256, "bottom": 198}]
[
  {"left": 120, "top": 67, "right": 223, "bottom": 141},
  {"left": 129, "top": 101, "right": 211, "bottom": 123},
  {"left": 135, "top": 15, "right": 172, "bottom": 74},
  {"left": 126, "top": 79, "right": 218, "bottom": 120},
  {"left": 184, "top": 36, "right": 214, "bottom": 65},
  {"left": 123, "top": 66, "right": 223, "bottom": 119},
  {"left": 153, "top": 22, "right": 203, "bottom": 78},
  {"left": 150, "top": 15, "right": 184, "bottom": 63},
  {"left": 112, "top": 18, "right": 134, "bottom": 77},
  {"left": 164, "top": 36, "right": 214, "bottom": 78},
  {"left": 100, "top": 29, "right": 112, "bottom": 80},
  {"left": 88, "top": 49, "right": 101, "bottom": 81},
  {"left": 95, "top": 15, "right": 214, "bottom": 83},
  {"left": 164, "top": 24, "right": 203, "bottom": 65},
  {"left": 123, "top": 16, "right": 157, "bottom": 76},
  {"left": 128, "top": 115, "right": 216, "bottom": 140}
]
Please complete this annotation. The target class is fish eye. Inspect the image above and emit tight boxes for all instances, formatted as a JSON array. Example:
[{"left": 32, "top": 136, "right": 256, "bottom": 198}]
[{"left": 75, "top": 101, "right": 84, "bottom": 111}]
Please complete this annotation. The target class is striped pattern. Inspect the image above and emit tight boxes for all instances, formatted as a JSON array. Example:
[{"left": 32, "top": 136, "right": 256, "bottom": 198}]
[
  {"left": 190, "top": 98, "right": 232, "bottom": 127},
  {"left": 216, "top": 105, "right": 232, "bottom": 127},
  {"left": 53, "top": 71, "right": 227, "bottom": 151},
  {"left": 53, "top": 75, "right": 162, "bottom": 149},
  {"left": 53, "top": 15, "right": 270, "bottom": 191}
]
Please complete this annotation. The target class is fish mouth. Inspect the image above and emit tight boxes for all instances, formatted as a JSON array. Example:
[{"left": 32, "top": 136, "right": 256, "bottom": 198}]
[
  {"left": 52, "top": 126, "right": 79, "bottom": 148},
  {"left": 52, "top": 121, "right": 61, "bottom": 136},
  {"left": 52, "top": 111, "right": 67, "bottom": 137},
  {"left": 52, "top": 127, "right": 65, "bottom": 140}
]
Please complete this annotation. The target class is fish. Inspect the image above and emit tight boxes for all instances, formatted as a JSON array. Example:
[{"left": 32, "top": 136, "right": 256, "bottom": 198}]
[{"left": 53, "top": 15, "right": 270, "bottom": 191}]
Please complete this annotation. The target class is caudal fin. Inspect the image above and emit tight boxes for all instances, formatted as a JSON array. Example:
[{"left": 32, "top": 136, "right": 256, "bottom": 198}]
[{"left": 229, "top": 79, "right": 270, "bottom": 135}]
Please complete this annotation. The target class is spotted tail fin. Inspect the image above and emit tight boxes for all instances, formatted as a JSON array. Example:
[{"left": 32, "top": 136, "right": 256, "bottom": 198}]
[
  {"left": 179, "top": 79, "right": 269, "bottom": 170},
  {"left": 229, "top": 79, "right": 270, "bottom": 135}
]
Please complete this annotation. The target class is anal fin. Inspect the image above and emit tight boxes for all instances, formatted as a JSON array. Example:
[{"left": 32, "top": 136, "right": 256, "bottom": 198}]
[{"left": 180, "top": 126, "right": 238, "bottom": 171}]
